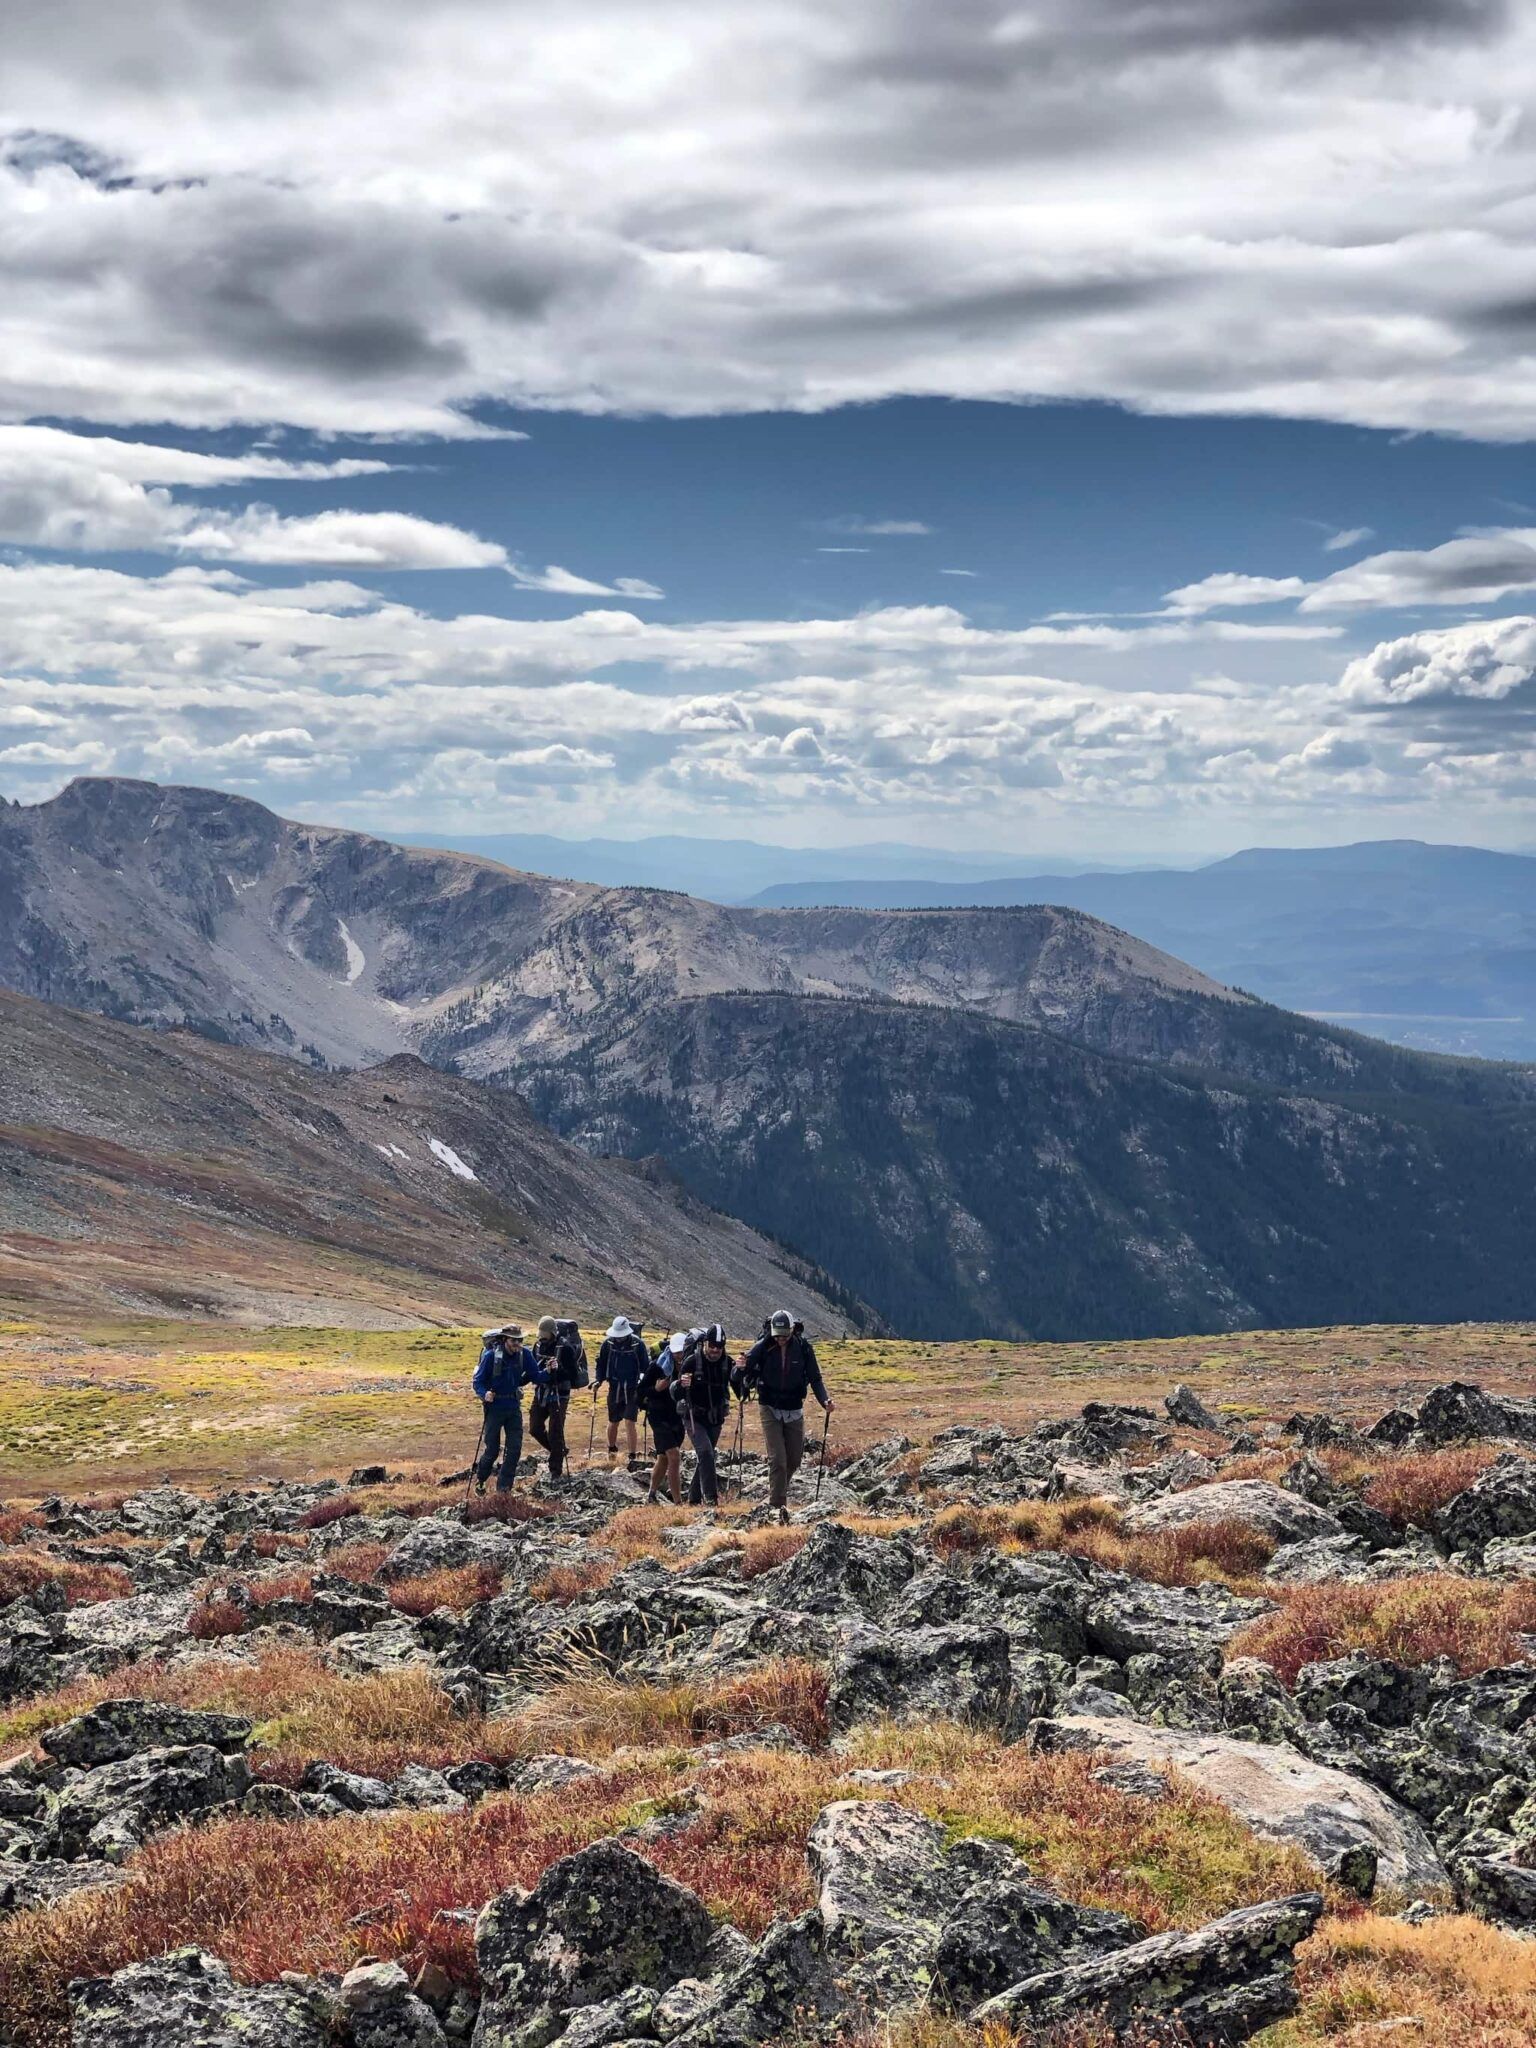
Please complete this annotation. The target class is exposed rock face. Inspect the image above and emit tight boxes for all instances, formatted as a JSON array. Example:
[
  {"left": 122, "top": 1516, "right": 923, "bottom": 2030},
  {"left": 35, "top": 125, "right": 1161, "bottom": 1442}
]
[
  {"left": 473, "top": 1841, "right": 717, "bottom": 2045},
  {"left": 1031, "top": 1716, "right": 1448, "bottom": 1898},
  {"left": 971, "top": 1892, "right": 1325, "bottom": 2044},
  {"left": 69, "top": 1946, "right": 333, "bottom": 2047},
  {"left": 1123, "top": 1480, "right": 1343, "bottom": 1546},
  {"left": 47, "top": 1744, "right": 252, "bottom": 1862},
  {"left": 1437, "top": 1455, "right": 1536, "bottom": 1556},
  {"left": 41, "top": 1700, "right": 251, "bottom": 1769},
  {"left": 1415, "top": 1383, "right": 1536, "bottom": 1447},
  {"left": 338, "top": 1960, "right": 448, "bottom": 2048},
  {"left": 828, "top": 1623, "right": 1017, "bottom": 1733}
]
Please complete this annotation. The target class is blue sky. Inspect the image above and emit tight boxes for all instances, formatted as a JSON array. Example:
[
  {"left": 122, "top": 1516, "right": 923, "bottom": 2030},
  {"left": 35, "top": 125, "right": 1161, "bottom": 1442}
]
[{"left": 6, "top": 1, "right": 1536, "bottom": 860}]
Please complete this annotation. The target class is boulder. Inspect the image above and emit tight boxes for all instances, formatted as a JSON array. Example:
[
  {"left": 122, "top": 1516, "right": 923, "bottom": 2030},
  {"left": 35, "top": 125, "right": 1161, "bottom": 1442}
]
[
  {"left": 742, "top": 1522, "right": 920, "bottom": 1623},
  {"left": 1122, "top": 1480, "right": 1343, "bottom": 1547},
  {"left": 1415, "top": 1383, "right": 1536, "bottom": 1447},
  {"left": 1085, "top": 1578, "right": 1270, "bottom": 1662},
  {"left": 474, "top": 1840, "right": 716, "bottom": 2044},
  {"left": 1437, "top": 1455, "right": 1536, "bottom": 1555},
  {"left": 55, "top": 1589, "right": 195, "bottom": 1668},
  {"left": 48, "top": 1744, "right": 252, "bottom": 1861},
  {"left": 971, "top": 1892, "right": 1324, "bottom": 2045},
  {"left": 1457, "top": 1854, "right": 1536, "bottom": 1928},
  {"left": 0, "top": 1855, "right": 125, "bottom": 1915},
  {"left": 41, "top": 1700, "right": 251, "bottom": 1769},
  {"left": 806, "top": 1800, "right": 953, "bottom": 1952},
  {"left": 1166, "top": 1385, "right": 1223, "bottom": 1432},
  {"left": 299, "top": 1761, "right": 398, "bottom": 1813},
  {"left": 1263, "top": 1534, "right": 1375, "bottom": 1585},
  {"left": 1029, "top": 1716, "right": 1447, "bottom": 1898},
  {"left": 510, "top": 1754, "right": 603, "bottom": 1795},
  {"left": 1292, "top": 1652, "right": 1431, "bottom": 1730},
  {"left": 828, "top": 1623, "right": 1016, "bottom": 1734},
  {"left": 69, "top": 1946, "right": 332, "bottom": 2047},
  {"left": 669, "top": 1912, "right": 846, "bottom": 2048},
  {"left": 338, "top": 1960, "right": 447, "bottom": 2048}
]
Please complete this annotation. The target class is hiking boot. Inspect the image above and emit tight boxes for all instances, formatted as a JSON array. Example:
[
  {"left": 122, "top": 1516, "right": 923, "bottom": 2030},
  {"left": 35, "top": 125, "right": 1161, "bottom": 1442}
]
[
  {"left": 645, "top": 1489, "right": 661, "bottom": 1505},
  {"left": 473, "top": 1478, "right": 487, "bottom": 1497},
  {"left": 776, "top": 1507, "right": 790, "bottom": 1526}
]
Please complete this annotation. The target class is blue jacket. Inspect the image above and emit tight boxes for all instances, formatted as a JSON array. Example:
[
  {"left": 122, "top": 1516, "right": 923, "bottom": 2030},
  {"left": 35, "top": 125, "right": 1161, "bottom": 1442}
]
[{"left": 473, "top": 1341, "right": 544, "bottom": 1404}]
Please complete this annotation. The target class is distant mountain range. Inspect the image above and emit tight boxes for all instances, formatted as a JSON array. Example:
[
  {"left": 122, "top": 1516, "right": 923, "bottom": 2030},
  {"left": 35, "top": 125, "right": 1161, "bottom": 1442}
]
[
  {"left": 748, "top": 841, "right": 1536, "bottom": 1062},
  {"left": 6, "top": 777, "right": 1536, "bottom": 1341},
  {"left": 405, "top": 830, "right": 1114, "bottom": 903},
  {"left": 0, "top": 987, "right": 861, "bottom": 1332}
]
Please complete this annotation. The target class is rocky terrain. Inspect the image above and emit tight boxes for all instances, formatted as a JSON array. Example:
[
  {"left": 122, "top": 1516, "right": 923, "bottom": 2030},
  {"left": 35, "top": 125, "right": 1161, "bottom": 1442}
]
[
  {"left": 7, "top": 775, "right": 1536, "bottom": 1338},
  {"left": 4, "top": 1377, "right": 1536, "bottom": 2043},
  {"left": 0, "top": 988, "right": 860, "bottom": 1331}
]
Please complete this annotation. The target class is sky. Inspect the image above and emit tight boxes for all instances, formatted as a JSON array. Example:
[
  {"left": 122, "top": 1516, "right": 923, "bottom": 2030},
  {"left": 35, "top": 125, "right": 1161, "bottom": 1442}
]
[{"left": 6, "top": 2, "right": 1536, "bottom": 858}]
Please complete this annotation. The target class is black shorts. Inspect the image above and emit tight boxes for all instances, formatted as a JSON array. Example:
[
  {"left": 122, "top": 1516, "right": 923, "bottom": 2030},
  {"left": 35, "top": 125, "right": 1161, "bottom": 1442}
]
[
  {"left": 606, "top": 1383, "right": 641, "bottom": 1424},
  {"left": 647, "top": 1407, "right": 686, "bottom": 1453}
]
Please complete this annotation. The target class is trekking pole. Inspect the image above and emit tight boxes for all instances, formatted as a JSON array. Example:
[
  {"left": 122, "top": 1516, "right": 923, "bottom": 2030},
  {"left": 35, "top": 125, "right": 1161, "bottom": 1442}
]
[
  {"left": 465, "top": 1412, "right": 486, "bottom": 1511},
  {"left": 814, "top": 1406, "right": 831, "bottom": 1500},
  {"left": 731, "top": 1399, "right": 745, "bottom": 1494},
  {"left": 586, "top": 1390, "right": 598, "bottom": 1468}
]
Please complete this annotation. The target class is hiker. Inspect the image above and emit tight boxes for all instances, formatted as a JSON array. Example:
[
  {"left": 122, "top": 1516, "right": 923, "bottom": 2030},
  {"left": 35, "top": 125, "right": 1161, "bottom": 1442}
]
[
  {"left": 638, "top": 1335, "right": 688, "bottom": 1504},
  {"left": 677, "top": 1322, "right": 735, "bottom": 1509},
  {"left": 594, "top": 1315, "right": 648, "bottom": 1467},
  {"left": 528, "top": 1315, "right": 585, "bottom": 1479},
  {"left": 471, "top": 1323, "right": 542, "bottom": 1493},
  {"left": 737, "top": 1310, "right": 833, "bottom": 1524}
]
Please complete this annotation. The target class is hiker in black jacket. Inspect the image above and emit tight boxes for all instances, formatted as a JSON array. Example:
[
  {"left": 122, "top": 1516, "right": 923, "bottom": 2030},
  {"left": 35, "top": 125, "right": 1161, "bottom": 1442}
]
[
  {"left": 639, "top": 1336, "right": 687, "bottom": 1503},
  {"left": 594, "top": 1316, "right": 648, "bottom": 1467},
  {"left": 737, "top": 1310, "right": 833, "bottom": 1523},
  {"left": 528, "top": 1316, "right": 584, "bottom": 1478},
  {"left": 677, "top": 1323, "right": 734, "bottom": 1509}
]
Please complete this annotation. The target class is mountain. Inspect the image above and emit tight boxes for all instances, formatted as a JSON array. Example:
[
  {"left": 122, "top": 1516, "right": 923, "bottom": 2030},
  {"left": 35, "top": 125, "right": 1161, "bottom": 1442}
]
[
  {"left": 404, "top": 830, "right": 1106, "bottom": 903},
  {"left": 0, "top": 987, "right": 864, "bottom": 1332},
  {"left": 746, "top": 841, "right": 1536, "bottom": 1061},
  {"left": 5, "top": 777, "right": 1536, "bottom": 1340}
]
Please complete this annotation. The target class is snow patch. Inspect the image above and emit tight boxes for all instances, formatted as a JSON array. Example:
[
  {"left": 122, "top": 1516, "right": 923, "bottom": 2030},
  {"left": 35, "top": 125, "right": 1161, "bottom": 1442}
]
[
  {"left": 428, "top": 1137, "right": 478, "bottom": 1182},
  {"left": 337, "top": 917, "right": 366, "bottom": 984},
  {"left": 374, "top": 1143, "right": 393, "bottom": 1159}
]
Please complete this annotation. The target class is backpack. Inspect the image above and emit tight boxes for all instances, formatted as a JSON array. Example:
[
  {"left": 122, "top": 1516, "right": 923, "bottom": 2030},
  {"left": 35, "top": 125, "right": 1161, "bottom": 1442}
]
[{"left": 556, "top": 1318, "right": 590, "bottom": 1388}]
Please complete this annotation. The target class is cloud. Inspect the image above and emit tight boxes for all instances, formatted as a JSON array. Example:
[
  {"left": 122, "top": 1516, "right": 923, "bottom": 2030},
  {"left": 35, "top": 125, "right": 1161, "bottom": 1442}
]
[
  {"left": 0, "top": 0, "right": 1527, "bottom": 437},
  {"left": 1322, "top": 526, "right": 1375, "bottom": 552},
  {"left": 506, "top": 564, "right": 665, "bottom": 599},
  {"left": 817, "top": 546, "right": 871, "bottom": 555},
  {"left": 1302, "top": 531, "right": 1536, "bottom": 610},
  {"left": 940, "top": 567, "right": 978, "bottom": 577},
  {"left": 825, "top": 517, "right": 934, "bottom": 537},
  {"left": 1162, "top": 572, "right": 1312, "bottom": 615},
  {"left": 1340, "top": 614, "right": 1536, "bottom": 704}
]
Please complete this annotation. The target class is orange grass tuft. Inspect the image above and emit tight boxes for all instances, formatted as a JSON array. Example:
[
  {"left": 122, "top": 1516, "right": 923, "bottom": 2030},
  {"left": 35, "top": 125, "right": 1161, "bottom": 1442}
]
[
  {"left": 1286, "top": 1908, "right": 1536, "bottom": 2045},
  {"left": 1231, "top": 1575, "right": 1536, "bottom": 1684},
  {"left": 929, "top": 1500, "right": 1275, "bottom": 1592},
  {"left": 186, "top": 1596, "right": 246, "bottom": 1641},
  {"left": 295, "top": 1493, "right": 361, "bottom": 1530},
  {"left": 1362, "top": 1446, "right": 1506, "bottom": 1531},
  {"left": 529, "top": 1557, "right": 616, "bottom": 1604},
  {"left": 0, "top": 1552, "right": 132, "bottom": 1609},
  {"left": 387, "top": 1564, "right": 504, "bottom": 1616}
]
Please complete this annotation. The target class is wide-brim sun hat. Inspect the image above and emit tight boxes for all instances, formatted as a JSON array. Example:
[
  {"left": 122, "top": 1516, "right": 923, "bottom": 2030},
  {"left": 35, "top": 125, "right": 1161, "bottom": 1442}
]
[{"left": 606, "top": 1316, "right": 632, "bottom": 1339}]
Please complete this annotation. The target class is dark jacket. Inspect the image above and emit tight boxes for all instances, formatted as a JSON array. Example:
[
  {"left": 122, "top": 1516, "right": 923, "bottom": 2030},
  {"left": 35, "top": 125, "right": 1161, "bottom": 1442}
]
[
  {"left": 678, "top": 1345, "right": 734, "bottom": 1425},
  {"left": 637, "top": 1356, "right": 681, "bottom": 1431},
  {"left": 595, "top": 1334, "right": 648, "bottom": 1390},
  {"left": 533, "top": 1337, "right": 584, "bottom": 1407},
  {"left": 737, "top": 1333, "right": 827, "bottom": 1413},
  {"left": 473, "top": 1341, "right": 543, "bottom": 1404}
]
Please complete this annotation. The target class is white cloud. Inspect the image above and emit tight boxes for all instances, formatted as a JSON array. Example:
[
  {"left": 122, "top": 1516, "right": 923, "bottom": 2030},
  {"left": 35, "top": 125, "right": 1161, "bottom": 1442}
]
[
  {"left": 940, "top": 568, "right": 978, "bottom": 578},
  {"left": 1, "top": 1, "right": 1527, "bottom": 438},
  {"left": 1322, "top": 526, "right": 1374, "bottom": 552},
  {"left": 1162, "top": 572, "right": 1312, "bottom": 616},
  {"left": 826, "top": 517, "right": 933, "bottom": 537},
  {"left": 507, "top": 563, "right": 665, "bottom": 599},
  {"left": 1339, "top": 615, "right": 1536, "bottom": 703},
  {"left": 1302, "top": 531, "right": 1536, "bottom": 610}
]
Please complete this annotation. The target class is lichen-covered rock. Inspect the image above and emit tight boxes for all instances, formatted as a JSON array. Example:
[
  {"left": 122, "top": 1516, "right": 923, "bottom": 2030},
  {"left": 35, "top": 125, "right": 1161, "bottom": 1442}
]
[
  {"left": 1166, "top": 1385, "right": 1223, "bottom": 1432},
  {"left": 971, "top": 1892, "right": 1325, "bottom": 2044},
  {"left": 47, "top": 1744, "right": 252, "bottom": 1861},
  {"left": 753, "top": 1522, "right": 920, "bottom": 1622},
  {"left": 1263, "top": 1534, "right": 1374, "bottom": 1585},
  {"left": 41, "top": 1700, "right": 251, "bottom": 1769},
  {"left": 1437, "top": 1455, "right": 1536, "bottom": 1556},
  {"left": 1293, "top": 1651, "right": 1431, "bottom": 1730},
  {"left": 669, "top": 1912, "right": 846, "bottom": 2048},
  {"left": 828, "top": 1623, "right": 1016, "bottom": 1733},
  {"left": 1415, "top": 1383, "right": 1536, "bottom": 1447},
  {"left": 931, "top": 1871, "right": 1118, "bottom": 2012},
  {"left": 54, "top": 1588, "right": 195, "bottom": 1670},
  {"left": 299, "top": 1759, "right": 397, "bottom": 1813},
  {"left": 1457, "top": 1854, "right": 1536, "bottom": 1928},
  {"left": 474, "top": 1840, "right": 716, "bottom": 2046},
  {"left": 1123, "top": 1480, "right": 1343, "bottom": 1546},
  {"left": 1085, "top": 1577, "right": 1270, "bottom": 1663},
  {"left": 1030, "top": 1717, "right": 1447, "bottom": 1898},
  {"left": 69, "top": 1946, "right": 332, "bottom": 2047},
  {"left": 339, "top": 1959, "right": 448, "bottom": 2048},
  {"left": 806, "top": 1800, "right": 952, "bottom": 1953},
  {"left": 509, "top": 1754, "right": 602, "bottom": 1795},
  {"left": 0, "top": 1855, "right": 125, "bottom": 1915}
]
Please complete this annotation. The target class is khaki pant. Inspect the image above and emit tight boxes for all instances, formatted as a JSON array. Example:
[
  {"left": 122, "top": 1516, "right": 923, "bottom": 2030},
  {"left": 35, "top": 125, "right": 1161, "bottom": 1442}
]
[{"left": 759, "top": 1407, "right": 805, "bottom": 1510}]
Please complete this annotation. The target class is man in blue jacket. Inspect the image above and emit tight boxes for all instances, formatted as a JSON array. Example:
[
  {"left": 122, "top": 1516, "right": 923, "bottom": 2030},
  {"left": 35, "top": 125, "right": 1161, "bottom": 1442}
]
[{"left": 472, "top": 1323, "right": 543, "bottom": 1494}]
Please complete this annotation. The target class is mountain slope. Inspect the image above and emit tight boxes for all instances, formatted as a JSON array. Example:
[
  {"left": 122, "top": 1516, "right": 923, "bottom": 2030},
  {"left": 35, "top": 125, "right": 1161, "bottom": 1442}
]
[
  {"left": 0, "top": 989, "right": 863, "bottom": 1332},
  {"left": 515, "top": 991, "right": 1536, "bottom": 1340},
  {"left": 7, "top": 778, "right": 1536, "bottom": 1340},
  {"left": 747, "top": 841, "right": 1536, "bottom": 1061}
]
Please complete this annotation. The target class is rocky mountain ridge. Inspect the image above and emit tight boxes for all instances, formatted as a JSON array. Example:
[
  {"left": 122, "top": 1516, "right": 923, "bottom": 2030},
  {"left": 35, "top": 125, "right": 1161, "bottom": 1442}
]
[
  {"left": 7, "top": 776, "right": 1536, "bottom": 1337},
  {"left": 0, "top": 988, "right": 861, "bottom": 1331}
]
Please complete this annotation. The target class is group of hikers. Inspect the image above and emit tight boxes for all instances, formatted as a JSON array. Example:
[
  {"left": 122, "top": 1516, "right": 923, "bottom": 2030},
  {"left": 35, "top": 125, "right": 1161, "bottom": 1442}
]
[{"left": 472, "top": 1310, "right": 834, "bottom": 1521}]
